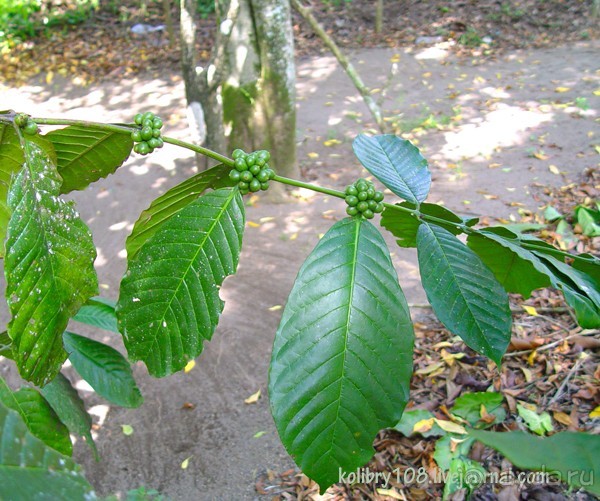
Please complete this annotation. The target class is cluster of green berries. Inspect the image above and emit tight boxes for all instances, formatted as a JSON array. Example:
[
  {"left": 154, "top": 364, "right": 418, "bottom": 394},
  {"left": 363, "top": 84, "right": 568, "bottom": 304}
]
[
  {"left": 131, "top": 112, "right": 164, "bottom": 155},
  {"left": 14, "top": 113, "right": 38, "bottom": 136},
  {"left": 229, "top": 149, "right": 275, "bottom": 195},
  {"left": 344, "top": 178, "right": 384, "bottom": 219}
]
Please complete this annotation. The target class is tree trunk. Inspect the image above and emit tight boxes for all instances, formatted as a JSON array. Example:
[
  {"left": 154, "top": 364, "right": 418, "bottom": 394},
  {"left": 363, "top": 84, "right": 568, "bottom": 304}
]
[{"left": 180, "top": 0, "right": 298, "bottom": 180}]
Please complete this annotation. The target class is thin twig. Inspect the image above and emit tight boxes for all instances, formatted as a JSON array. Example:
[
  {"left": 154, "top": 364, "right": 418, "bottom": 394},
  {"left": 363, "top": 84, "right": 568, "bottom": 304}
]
[
  {"left": 504, "top": 331, "right": 598, "bottom": 358},
  {"left": 548, "top": 356, "right": 585, "bottom": 405}
]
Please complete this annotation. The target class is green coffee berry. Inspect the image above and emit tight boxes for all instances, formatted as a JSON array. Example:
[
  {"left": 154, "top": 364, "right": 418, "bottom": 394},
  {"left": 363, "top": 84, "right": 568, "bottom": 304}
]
[
  {"left": 363, "top": 209, "right": 374, "bottom": 219},
  {"left": 131, "top": 130, "right": 142, "bottom": 142},
  {"left": 366, "top": 187, "right": 375, "bottom": 199},
  {"left": 148, "top": 138, "right": 161, "bottom": 149},
  {"left": 357, "top": 191, "right": 368, "bottom": 201},
  {"left": 345, "top": 185, "right": 358, "bottom": 196},
  {"left": 346, "top": 206, "right": 359, "bottom": 216},
  {"left": 246, "top": 153, "right": 256, "bottom": 166},
  {"left": 368, "top": 200, "right": 378, "bottom": 211},
  {"left": 23, "top": 121, "right": 38, "bottom": 135},
  {"left": 238, "top": 181, "right": 249, "bottom": 190},
  {"left": 141, "top": 126, "right": 153, "bottom": 141},
  {"left": 137, "top": 142, "right": 150, "bottom": 155},
  {"left": 15, "top": 113, "right": 29, "bottom": 127},
  {"left": 240, "top": 171, "right": 253, "bottom": 183},
  {"left": 134, "top": 113, "right": 144, "bottom": 125},
  {"left": 345, "top": 195, "right": 359, "bottom": 207},
  {"left": 249, "top": 164, "right": 261, "bottom": 175},
  {"left": 256, "top": 170, "right": 270, "bottom": 183},
  {"left": 152, "top": 117, "right": 163, "bottom": 129},
  {"left": 249, "top": 179, "right": 261, "bottom": 192},
  {"left": 260, "top": 181, "right": 269, "bottom": 190},
  {"left": 357, "top": 201, "right": 369, "bottom": 212},
  {"left": 373, "top": 191, "right": 384, "bottom": 203},
  {"left": 229, "top": 170, "right": 241, "bottom": 182},
  {"left": 234, "top": 158, "right": 248, "bottom": 171},
  {"left": 232, "top": 149, "right": 245, "bottom": 159},
  {"left": 374, "top": 203, "right": 384, "bottom": 213}
]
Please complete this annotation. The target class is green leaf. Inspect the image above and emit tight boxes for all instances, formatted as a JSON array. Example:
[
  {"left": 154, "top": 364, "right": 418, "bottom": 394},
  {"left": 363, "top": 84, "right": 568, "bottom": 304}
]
[
  {"left": 0, "top": 123, "right": 24, "bottom": 258},
  {"left": 543, "top": 205, "right": 563, "bottom": 222},
  {"left": 451, "top": 392, "right": 505, "bottom": 426},
  {"left": 5, "top": 141, "right": 98, "bottom": 386},
  {"left": 433, "top": 435, "right": 475, "bottom": 471},
  {"left": 0, "top": 331, "right": 13, "bottom": 359},
  {"left": 0, "top": 378, "right": 72, "bottom": 455},
  {"left": 125, "top": 163, "right": 233, "bottom": 260},
  {"left": 572, "top": 253, "right": 600, "bottom": 287},
  {"left": 381, "top": 202, "right": 476, "bottom": 248},
  {"left": 575, "top": 206, "right": 600, "bottom": 237},
  {"left": 63, "top": 331, "right": 143, "bottom": 408},
  {"left": 517, "top": 403, "right": 553, "bottom": 436},
  {"left": 0, "top": 399, "right": 93, "bottom": 499},
  {"left": 269, "top": 217, "right": 414, "bottom": 493},
  {"left": 467, "top": 228, "right": 552, "bottom": 298},
  {"left": 394, "top": 409, "right": 445, "bottom": 437},
  {"left": 416, "top": 223, "right": 512, "bottom": 366},
  {"left": 45, "top": 125, "right": 133, "bottom": 193},
  {"left": 443, "top": 457, "right": 486, "bottom": 499},
  {"left": 117, "top": 187, "right": 245, "bottom": 377},
  {"left": 40, "top": 372, "right": 98, "bottom": 459},
  {"left": 469, "top": 430, "right": 600, "bottom": 495},
  {"left": 352, "top": 134, "right": 430, "bottom": 204},
  {"left": 73, "top": 296, "right": 119, "bottom": 333},
  {"left": 532, "top": 252, "right": 600, "bottom": 328}
]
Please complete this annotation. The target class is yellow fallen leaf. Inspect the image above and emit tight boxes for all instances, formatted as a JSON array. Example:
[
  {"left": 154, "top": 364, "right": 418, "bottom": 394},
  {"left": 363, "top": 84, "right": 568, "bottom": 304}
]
[
  {"left": 522, "top": 305, "right": 538, "bottom": 316},
  {"left": 247, "top": 221, "right": 260, "bottom": 228},
  {"left": 432, "top": 341, "right": 454, "bottom": 349},
  {"left": 46, "top": 71, "right": 54, "bottom": 84},
  {"left": 589, "top": 406, "right": 600, "bottom": 419},
  {"left": 593, "top": 89, "right": 600, "bottom": 96},
  {"left": 259, "top": 216, "right": 275, "bottom": 223},
  {"left": 253, "top": 431, "right": 266, "bottom": 438},
  {"left": 553, "top": 411, "right": 573, "bottom": 426},
  {"left": 184, "top": 360, "right": 196, "bottom": 373},
  {"left": 415, "top": 361, "right": 445, "bottom": 375},
  {"left": 323, "top": 139, "right": 342, "bottom": 147},
  {"left": 527, "top": 350, "right": 537, "bottom": 366},
  {"left": 121, "top": 424, "right": 134, "bottom": 436},
  {"left": 181, "top": 456, "right": 193, "bottom": 469},
  {"left": 548, "top": 164, "right": 560, "bottom": 175},
  {"left": 244, "top": 389, "right": 261, "bottom": 404},
  {"left": 390, "top": 54, "right": 401, "bottom": 63},
  {"left": 289, "top": 232, "right": 298, "bottom": 240},
  {"left": 413, "top": 418, "right": 435, "bottom": 434},
  {"left": 376, "top": 488, "right": 404, "bottom": 499},
  {"left": 268, "top": 305, "right": 282, "bottom": 311},
  {"left": 521, "top": 367, "right": 532, "bottom": 383},
  {"left": 533, "top": 152, "right": 549, "bottom": 160},
  {"left": 440, "top": 349, "right": 465, "bottom": 366},
  {"left": 307, "top": 152, "right": 319, "bottom": 159},
  {"left": 434, "top": 419, "right": 467, "bottom": 435},
  {"left": 554, "top": 86, "right": 570, "bottom": 93}
]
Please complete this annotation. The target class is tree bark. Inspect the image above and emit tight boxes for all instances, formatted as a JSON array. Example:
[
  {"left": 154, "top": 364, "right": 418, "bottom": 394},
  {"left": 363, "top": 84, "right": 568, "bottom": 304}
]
[{"left": 180, "top": 0, "right": 298, "bottom": 180}]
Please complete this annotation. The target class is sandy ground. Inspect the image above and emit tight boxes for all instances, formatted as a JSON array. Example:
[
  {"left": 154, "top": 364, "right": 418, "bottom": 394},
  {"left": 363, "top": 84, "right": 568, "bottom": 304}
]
[{"left": 0, "top": 40, "right": 598, "bottom": 499}]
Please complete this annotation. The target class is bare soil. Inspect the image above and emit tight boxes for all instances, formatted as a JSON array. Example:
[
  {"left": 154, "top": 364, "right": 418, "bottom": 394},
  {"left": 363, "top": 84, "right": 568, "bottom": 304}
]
[{"left": 0, "top": 24, "right": 599, "bottom": 501}]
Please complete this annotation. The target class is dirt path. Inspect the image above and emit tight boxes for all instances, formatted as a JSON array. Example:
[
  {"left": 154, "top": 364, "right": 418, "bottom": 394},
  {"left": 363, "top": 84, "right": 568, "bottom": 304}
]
[{"left": 0, "top": 41, "right": 598, "bottom": 499}]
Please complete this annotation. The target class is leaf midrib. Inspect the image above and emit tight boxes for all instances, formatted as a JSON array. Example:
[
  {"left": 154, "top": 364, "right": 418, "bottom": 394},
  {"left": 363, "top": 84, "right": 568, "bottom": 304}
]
[{"left": 146, "top": 189, "right": 237, "bottom": 357}]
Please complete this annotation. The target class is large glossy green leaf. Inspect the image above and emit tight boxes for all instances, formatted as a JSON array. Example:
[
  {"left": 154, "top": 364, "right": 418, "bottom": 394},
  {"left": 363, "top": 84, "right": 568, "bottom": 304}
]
[
  {"left": 45, "top": 125, "right": 133, "bottom": 193},
  {"left": 352, "top": 134, "right": 430, "bottom": 204},
  {"left": 269, "top": 217, "right": 414, "bottom": 493},
  {"left": 117, "top": 187, "right": 245, "bottom": 377},
  {"left": 63, "top": 332, "right": 143, "bottom": 408},
  {"left": 469, "top": 430, "right": 600, "bottom": 495},
  {"left": 467, "top": 228, "right": 552, "bottom": 298},
  {"left": 0, "top": 399, "right": 93, "bottom": 499},
  {"left": 417, "top": 223, "right": 511, "bottom": 366},
  {"left": 40, "top": 372, "right": 98, "bottom": 458},
  {"left": 0, "top": 123, "right": 23, "bottom": 257},
  {"left": 73, "top": 296, "right": 118, "bottom": 333},
  {"left": 381, "top": 202, "right": 477, "bottom": 248},
  {"left": 5, "top": 141, "right": 98, "bottom": 386},
  {"left": 125, "top": 163, "right": 233, "bottom": 260},
  {"left": 531, "top": 252, "right": 600, "bottom": 328},
  {"left": 0, "top": 378, "right": 72, "bottom": 456}
]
